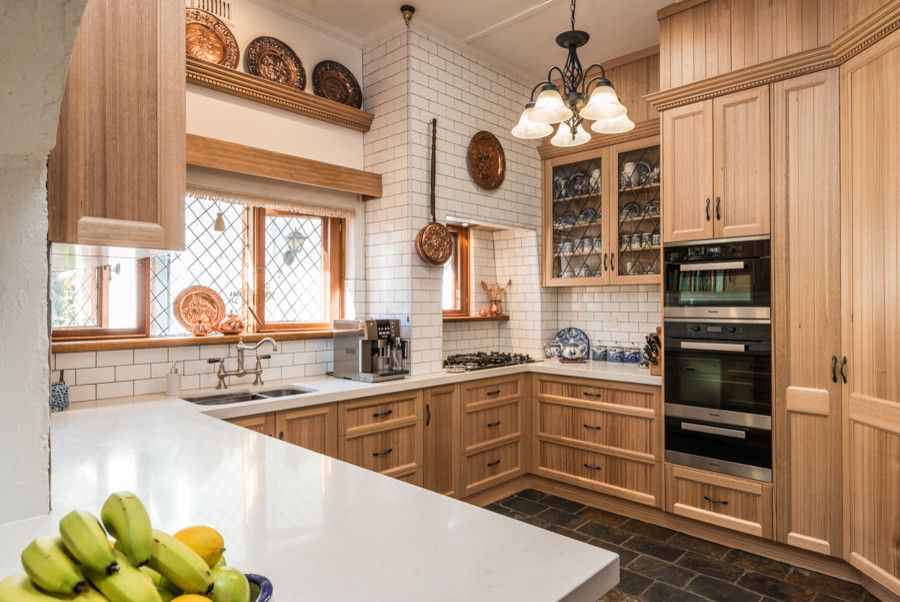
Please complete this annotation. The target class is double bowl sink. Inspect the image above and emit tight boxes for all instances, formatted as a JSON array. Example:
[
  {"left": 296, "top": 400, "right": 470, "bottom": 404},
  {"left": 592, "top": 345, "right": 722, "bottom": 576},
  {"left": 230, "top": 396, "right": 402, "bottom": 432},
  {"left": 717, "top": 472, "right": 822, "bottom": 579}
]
[{"left": 184, "top": 386, "right": 314, "bottom": 406}]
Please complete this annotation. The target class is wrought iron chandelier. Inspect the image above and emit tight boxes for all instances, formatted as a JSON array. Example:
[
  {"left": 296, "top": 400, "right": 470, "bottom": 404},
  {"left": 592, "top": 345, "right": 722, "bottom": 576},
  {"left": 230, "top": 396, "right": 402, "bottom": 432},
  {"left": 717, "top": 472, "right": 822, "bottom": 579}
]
[{"left": 511, "top": 0, "right": 634, "bottom": 147}]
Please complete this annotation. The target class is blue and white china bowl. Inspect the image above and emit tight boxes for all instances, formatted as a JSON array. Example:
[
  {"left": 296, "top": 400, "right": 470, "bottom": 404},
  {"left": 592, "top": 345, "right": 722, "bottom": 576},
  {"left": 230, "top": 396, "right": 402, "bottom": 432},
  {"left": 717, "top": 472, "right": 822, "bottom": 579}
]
[
  {"left": 554, "top": 328, "right": 590, "bottom": 361},
  {"left": 246, "top": 574, "right": 273, "bottom": 602},
  {"left": 544, "top": 342, "right": 562, "bottom": 358}
]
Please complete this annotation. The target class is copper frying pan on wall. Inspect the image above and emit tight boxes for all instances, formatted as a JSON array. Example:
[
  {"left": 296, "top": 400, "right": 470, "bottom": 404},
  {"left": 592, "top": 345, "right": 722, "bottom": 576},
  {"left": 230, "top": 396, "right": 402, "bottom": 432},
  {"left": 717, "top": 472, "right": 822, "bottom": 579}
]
[{"left": 415, "top": 118, "right": 453, "bottom": 265}]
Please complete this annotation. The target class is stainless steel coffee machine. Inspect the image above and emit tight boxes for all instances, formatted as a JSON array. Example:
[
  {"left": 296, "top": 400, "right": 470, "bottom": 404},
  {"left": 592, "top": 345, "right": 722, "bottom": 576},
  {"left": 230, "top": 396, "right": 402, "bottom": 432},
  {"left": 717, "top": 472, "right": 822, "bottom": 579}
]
[{"left": 332, "top": 319, "right": 410, "bottom": 382}]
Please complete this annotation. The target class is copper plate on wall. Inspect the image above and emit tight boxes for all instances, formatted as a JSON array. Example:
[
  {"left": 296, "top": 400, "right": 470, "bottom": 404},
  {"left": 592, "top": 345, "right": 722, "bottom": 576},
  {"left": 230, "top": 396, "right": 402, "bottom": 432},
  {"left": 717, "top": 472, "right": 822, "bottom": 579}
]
[
  {"left": 467, "top": 131, "right": 506, "bottom": 190},
  {"left": 173, "top": 285, "right": 227, "bottom": 332},
  {"left": 312, "top": 60, "right": 362, "bottom": 109},
  {"left": 245, "top": 36, "right": 306, "bottom": 91},
  {"left": 185, "top": 8, "right": 239, "bottom": 69}
]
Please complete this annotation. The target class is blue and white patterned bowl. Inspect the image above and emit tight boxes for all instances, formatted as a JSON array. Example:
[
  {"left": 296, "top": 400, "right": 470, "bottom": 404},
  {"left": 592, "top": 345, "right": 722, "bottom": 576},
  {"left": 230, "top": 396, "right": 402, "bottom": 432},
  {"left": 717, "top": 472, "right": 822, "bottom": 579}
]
[{"left": 246, "top": 574, "right": 273, "bottom": 602}]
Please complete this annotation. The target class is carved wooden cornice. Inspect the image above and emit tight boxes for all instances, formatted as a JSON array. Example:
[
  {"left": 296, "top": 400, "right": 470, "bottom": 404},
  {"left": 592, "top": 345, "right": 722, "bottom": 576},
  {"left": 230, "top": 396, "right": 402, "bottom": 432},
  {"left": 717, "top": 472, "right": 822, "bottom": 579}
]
[
  {"left": 647, "top": 1, "right": 900, "bottom": 111},
  {"left": 537, "top": 119, "right": 660, "bottom": 160},
  {"left": 186, "top": 55, "right": 375, "bottom": 133}
]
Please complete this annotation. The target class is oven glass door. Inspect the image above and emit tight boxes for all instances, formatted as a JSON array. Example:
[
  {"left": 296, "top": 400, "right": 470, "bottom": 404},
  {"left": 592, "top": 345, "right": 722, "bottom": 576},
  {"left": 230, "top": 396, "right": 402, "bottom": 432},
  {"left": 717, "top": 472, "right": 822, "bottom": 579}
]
[
  {"left": 665, "top": 417, "right": 772, "bottom": 479},
  {"left": 664, "top": 257, "right": 770, "bottom": 308},
  {"left": 665, "top": 343, "right": 771, "bottom": 416}
]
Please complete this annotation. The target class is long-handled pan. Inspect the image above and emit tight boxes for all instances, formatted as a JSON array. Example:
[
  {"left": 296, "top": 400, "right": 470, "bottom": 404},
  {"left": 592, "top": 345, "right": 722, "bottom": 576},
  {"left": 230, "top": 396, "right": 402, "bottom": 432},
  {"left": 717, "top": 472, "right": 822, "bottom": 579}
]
[{"left": 415, "top": 118, "right": 453, "bottom": 265}]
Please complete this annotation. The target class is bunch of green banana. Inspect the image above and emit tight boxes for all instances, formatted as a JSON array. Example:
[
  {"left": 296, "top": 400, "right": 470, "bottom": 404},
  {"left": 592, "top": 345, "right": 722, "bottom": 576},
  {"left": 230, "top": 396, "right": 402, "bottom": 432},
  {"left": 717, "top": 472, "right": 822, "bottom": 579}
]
[
  {"left": 0, "top": 573, "right": 105, "bottom": 602},
  {"left": 84, "top": 550, "right": 162, "bottom": 602},
  {"left": 148, "top": 529, "right": 213, "bottom": 595},
  {"left": 101, "top": 491, "right": 153, "bottom": 566},
  {"left": 59, "top": 510, "right": 118, "bottom": 576},
  {"left": 20, "top": 536, "right": 87, "bottom": 595}
]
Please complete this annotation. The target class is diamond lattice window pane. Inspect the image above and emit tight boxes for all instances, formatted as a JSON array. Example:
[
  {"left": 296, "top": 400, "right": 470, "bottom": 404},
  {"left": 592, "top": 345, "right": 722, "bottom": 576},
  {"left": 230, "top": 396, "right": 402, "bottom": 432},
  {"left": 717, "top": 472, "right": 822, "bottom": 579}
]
[
  {"left": 50, "top": 265, "right": 100, "bottom": 328},
  {"left": 263, "top": 215, "right": 325, "bottom": 323},
  {"left": 150, "top": 196, "right": 247, "bottom": 336}
]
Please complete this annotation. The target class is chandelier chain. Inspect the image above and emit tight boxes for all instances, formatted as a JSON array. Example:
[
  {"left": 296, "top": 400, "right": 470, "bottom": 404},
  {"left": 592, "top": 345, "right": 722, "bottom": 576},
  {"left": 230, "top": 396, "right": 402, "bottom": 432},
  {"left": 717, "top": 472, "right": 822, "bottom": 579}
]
[{"left": 570, "top": 0, "right": 576, "bottom": 30}]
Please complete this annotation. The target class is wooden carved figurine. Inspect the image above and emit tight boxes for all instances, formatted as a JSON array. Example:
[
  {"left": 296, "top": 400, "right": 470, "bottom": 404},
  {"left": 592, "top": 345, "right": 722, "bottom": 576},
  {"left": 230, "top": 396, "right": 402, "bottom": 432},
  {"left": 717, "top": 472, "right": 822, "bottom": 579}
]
[{"left": 481, "top": 279, "right": 511, "bottom": 316}]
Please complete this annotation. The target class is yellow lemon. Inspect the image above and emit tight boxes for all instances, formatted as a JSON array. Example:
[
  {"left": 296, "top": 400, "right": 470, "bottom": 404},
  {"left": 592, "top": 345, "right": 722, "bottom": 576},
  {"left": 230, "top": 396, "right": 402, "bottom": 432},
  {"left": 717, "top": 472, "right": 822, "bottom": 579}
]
[
  {"left": 172, "top": 596, "right": 212, "bottom": 602},
  {"left": 173, "top": 526, "right": 226, "bottom": 568}
]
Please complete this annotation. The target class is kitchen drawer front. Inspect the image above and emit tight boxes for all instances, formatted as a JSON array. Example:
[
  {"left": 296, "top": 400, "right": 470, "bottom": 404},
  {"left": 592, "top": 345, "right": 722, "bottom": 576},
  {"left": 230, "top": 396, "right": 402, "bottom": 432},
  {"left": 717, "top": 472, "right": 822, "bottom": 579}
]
[
  {"left": 462, "top": 440, "right": 523, "bottom": 497},
  {"left": 462, "top": 376, "right": 523, "bottom": 407},
  {"left": 464, "top": 400, "right": 521, "bottom": 451},
  {"left": 396, "top": 470, "right": 423, "bottom": 486},
  {"left": 537, "top": 376, "right": 657, "bottom": 411},
  {"left": 341, "top": 424, "right": 421, "bottom": 476},
  {"left": 340, "top": 391, "right": 421, "bottom": 435},
  {"left": 536, "top": 440, "right": 658, "bottom": 506},
  {"left": 537, "top": 400, "right": 655, "bottom": 459},
  {"left": 665, "top": 464, "right": 773, "bottom": 538}
]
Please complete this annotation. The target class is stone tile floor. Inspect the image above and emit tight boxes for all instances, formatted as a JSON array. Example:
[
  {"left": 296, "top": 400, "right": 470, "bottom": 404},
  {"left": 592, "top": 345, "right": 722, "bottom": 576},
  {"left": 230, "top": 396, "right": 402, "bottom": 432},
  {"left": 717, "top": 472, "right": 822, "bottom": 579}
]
[{"left": 487, "top": 489, "right": 878, "bottom": 602}]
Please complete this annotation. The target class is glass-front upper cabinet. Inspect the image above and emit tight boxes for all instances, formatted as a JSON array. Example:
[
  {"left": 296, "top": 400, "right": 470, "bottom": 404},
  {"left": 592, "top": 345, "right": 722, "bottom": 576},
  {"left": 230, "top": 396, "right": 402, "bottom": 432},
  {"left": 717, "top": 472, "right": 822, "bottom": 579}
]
[
  {"left": 609, "top": 137, "right": 661, "bottom": 284},
  {"left": 543, "top": 149, "right": 611, "bottom": 285},
  {"left": 542, "top": 135, "right": 662, "bottom": 287}
]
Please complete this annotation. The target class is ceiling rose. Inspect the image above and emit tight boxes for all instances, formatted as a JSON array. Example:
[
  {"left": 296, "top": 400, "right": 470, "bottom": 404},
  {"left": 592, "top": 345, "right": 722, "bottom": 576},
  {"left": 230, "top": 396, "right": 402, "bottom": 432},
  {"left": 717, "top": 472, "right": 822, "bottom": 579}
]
[{"left": 511, "top": 0, "right": 635, "bottom": 147}]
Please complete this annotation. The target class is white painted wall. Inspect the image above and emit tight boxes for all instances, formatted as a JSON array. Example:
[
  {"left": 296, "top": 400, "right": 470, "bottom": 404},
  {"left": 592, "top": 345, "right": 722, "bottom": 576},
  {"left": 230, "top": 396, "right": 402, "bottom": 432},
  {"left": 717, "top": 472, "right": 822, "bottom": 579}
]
[
  {"left": 0, "top": 0, "right": 88, "bottom": 523},
  {"left": 186, "top": 0, "right": 365, "bottom": 169}
]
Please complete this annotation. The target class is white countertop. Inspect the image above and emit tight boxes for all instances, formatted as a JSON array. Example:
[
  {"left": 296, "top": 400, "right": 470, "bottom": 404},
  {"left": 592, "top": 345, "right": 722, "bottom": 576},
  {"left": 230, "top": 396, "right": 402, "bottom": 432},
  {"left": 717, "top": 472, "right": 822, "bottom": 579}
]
[{"left": 0, "top": 360, "right": 652, "bottom": 600}]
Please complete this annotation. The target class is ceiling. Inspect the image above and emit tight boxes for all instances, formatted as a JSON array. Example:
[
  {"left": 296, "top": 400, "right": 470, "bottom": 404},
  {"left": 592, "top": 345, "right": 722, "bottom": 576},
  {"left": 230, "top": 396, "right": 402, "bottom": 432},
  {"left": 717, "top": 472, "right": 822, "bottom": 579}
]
[{"left": 274, "top": 0, "right": 672, "bottom": 80}]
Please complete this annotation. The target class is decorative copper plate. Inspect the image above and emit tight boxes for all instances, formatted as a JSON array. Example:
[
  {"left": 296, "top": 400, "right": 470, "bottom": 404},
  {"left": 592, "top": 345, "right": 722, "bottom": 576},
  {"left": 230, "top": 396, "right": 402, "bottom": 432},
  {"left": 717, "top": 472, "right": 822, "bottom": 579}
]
[
  {"left": 415, "top": 222, "right": 453, "bottom": 265},
  {"left": 245, "top": 36, "right": 305, "bottom": 91},
  {"left": 312, "top": 60, "right": 362, "bottom": 109},
  {"left": 467, "top": 131, "right": 506, "bottom": 190},
  {"left": 173, "top": 285, "right": 226, "bottom": 333},
  {"left": 185, "top": 8, "right": 239, "bottom": 69}
]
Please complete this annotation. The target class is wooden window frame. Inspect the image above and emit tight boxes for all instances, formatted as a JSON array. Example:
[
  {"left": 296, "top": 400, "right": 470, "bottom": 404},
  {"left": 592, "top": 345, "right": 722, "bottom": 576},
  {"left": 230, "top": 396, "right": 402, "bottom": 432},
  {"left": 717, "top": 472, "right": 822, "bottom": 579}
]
[
  {"left": 51, "top": 259, "right": 151, "bottom": 341},
  {"left": 253, "top": 208, "right": 345, "bottom": 332},
  {"left": 442, "top": 225, "right": 470, "bottom": 317}
]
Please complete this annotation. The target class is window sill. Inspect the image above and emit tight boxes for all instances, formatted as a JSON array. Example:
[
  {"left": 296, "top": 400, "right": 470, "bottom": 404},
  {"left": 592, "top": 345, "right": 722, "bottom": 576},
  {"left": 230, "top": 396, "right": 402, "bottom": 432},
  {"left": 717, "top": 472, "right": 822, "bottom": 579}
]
[
  {"left": 442, "top": 315, "right": 510, "bottom": 323},
  {"left": 51, "top": 330, "right": 333, "bottom": 353}
]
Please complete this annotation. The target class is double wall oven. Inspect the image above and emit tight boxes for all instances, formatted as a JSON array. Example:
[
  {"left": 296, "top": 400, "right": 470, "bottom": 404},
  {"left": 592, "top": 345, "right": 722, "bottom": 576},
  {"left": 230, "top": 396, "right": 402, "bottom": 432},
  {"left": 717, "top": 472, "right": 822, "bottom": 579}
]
[{"left": 663, "top": 237, "right": 772, "bottom": 482}]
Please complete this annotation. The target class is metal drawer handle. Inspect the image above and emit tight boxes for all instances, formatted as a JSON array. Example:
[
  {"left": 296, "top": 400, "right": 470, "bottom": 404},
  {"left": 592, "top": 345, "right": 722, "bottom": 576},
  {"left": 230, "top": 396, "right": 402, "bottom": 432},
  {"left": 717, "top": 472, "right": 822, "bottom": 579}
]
[
  {"left": 681, "top": 422, "right": 747, "bottom": 439},
  {"left": 486, "top": 459, "right": 501, "bottom": 467},
  {"left": 486, "top": 389, "right": 501, "bottom": 396},
  {"left": 372, "top": 409, "right": 393, "bottom": 418},
  {"left": 705, "top": 198, "right": 711, "bottom": 221},
  {"left": 831, "top": 356, "right": 838, "bottom": 383},
  {"left": 278, "top": 431, "right": 285, "bottom": 440},
  {"left": 680, "top": 341, "right": 746, "bottom": 353},
  {"left": 715, "top": 196, "right": 721, "bottom": 221},
  {"left": 583, "top": 463, "right": 602, "bottom": 471},
  {"left": 583, "top": 423, "right": 603, "bottom": 431},
  {"left": 487, "top": 420, "right": 501, "bottom": 428},
  {"left": 679, "top": 261, "right": 745, "bottom": 272},
  {"left": 372, "top": 448, "right": 393, "bottom": 457},
  {"left": 840, "top": 356, "right": 848, "bottom": 384},
  {"left": 582, "top": 391, "right": 602, "bottom": 398},
  {"left": 703, "top": 495, "right": 729, "bottom": 505}
]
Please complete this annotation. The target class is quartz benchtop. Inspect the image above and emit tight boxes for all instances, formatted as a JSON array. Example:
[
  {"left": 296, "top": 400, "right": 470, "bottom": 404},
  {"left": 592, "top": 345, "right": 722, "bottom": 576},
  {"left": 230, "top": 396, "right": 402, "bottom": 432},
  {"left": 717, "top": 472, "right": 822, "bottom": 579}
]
[{"left": 0, "top": 358, "right": 631, "bottom": 600}]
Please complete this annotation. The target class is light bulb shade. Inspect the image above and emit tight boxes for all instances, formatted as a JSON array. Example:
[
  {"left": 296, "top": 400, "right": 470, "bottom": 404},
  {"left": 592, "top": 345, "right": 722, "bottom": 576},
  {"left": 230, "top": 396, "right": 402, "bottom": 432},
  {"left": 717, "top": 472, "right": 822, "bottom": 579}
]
[
  {"left": 580, "top": 84, "right": 626, "bottom": 120},
  {"left": 530, "top": 87, "right": 573, "bottom": 124},
  {"left": 550, "top": 123, "right": 592, "bottom": 148},
  {"left": 590, "top": 112, "right": 636, "bottom": 134},
  {"left": 511, "top": 105, "right": 554, "bottom": 139}
]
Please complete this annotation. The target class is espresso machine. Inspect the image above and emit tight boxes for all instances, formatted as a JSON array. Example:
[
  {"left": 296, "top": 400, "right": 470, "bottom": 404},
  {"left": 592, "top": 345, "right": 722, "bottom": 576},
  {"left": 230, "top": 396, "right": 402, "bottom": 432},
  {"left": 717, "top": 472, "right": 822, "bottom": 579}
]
[{"left": 332, "top": 319, "right": 410, "bottom": 382}]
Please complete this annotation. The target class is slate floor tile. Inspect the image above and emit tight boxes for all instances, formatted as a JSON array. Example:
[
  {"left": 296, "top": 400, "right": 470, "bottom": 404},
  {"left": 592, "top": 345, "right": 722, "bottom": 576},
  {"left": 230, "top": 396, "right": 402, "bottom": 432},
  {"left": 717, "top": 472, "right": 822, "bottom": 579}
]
[
  {"left": 785, "top": 569, "right": 867, "bottom": 601},
  {"left": 539, "top": 493, "right": 586, "bottom": 514},
  {"left": 515, "top": 488, "right": 546, "bottom": 501},
  {"left": 483, "top": 502, "right": 508, "bottom": 515},
  {"left": 602, "top": 589, "right": 642, "bottom": 602},
  {"left": 586, "top": 540, "right": 640, "bottom": 566},
  {"left": 536, "top": 506, "right": 588, "bottom": 529},
  {"left": 622, "top": 518, "right": 677, "bottom": 541},
  {"left": 576, "top": 520, "right": 633, "bottom": 545},
  {"left": 546, "top": 523, "right": 592, "bottom": 543},
  {"left": 520, "top": 514, "right": 551, "bottom": 529},
  {"left": 687, "top": 575, "right": 761, "bottom": 602},
  {"left": 725, "top": 549, "right": 794, "bottom": 580},
  {"left": 738, "top": 572, "right": 816, "bottom": 601},
  {"left": 628, "top": 555, "right": 696, "bottom": 587},
  {"left": 578, "top": 506, "right": 631, "bottom": 527},
  {"left": 618, "top": 569, "right": 654, "bottom": 596},
  {"left": 667, "top": 532, "right": 731, "bottom": 559},
  {"left": 676, "top": 551, "right": 746, "bottom": 583},
  {"left": 500, "top": 495, "right": 548, "bottom": 515},
  {"left": 623, "top": 535, "right": 686, "bottom": 563},
  {"left": 640, "top": 582, "right": 706, "bottom": 601}
]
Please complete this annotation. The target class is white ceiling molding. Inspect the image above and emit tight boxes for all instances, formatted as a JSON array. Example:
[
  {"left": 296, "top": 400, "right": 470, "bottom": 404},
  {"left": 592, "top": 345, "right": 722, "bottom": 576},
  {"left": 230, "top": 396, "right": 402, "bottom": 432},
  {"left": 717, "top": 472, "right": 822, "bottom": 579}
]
[
  {"left": 461, "top": 0, "right": 559, "bottom": 43},
  {"left": 245, "top": 0, "right": 366, "bottom": 46}
]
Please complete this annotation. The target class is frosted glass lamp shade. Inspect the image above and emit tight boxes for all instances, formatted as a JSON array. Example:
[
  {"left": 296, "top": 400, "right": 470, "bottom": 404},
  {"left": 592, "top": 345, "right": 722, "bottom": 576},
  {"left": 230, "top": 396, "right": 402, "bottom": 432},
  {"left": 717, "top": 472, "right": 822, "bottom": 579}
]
[
  {"left": 550, "top": 123, "right": 591, "bottom": 147},
  {"left": 530, "top": 87, "right": 573, "bottom": 124},
  {"left": 580, "top": 84, "right": 626, "bottom": 120},
  {"left": 511, "top": 104, "right": 554, "bottom": 139},
  {"left": 590, "top": 112, "right": 636, "bottom": 134}
]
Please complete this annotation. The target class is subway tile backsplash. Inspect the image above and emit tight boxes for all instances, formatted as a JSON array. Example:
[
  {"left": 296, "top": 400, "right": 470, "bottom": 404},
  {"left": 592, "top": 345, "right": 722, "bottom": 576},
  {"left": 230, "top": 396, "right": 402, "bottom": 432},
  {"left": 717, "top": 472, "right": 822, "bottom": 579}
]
[{"left": 51, "top": 338, "right": 334, "bottom": 407}]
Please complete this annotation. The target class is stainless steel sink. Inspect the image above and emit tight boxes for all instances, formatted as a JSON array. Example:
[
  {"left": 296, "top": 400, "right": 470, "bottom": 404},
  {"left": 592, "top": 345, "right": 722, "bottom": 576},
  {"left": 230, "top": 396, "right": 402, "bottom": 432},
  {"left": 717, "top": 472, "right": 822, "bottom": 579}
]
[{"left": 185, "top": 385, "right": 314, "bottom": 406}]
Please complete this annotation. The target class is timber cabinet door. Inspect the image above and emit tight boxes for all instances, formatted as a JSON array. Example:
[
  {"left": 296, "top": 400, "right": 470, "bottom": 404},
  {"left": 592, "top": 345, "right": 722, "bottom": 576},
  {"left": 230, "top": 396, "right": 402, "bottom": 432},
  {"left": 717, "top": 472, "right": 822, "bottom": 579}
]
[
  {"left": 228, "top": 413, "right": 276, "bottom": 438},
  {"left": 772, "top": 70, "right": 842, "bottom": 557},
  {"left": 712, "top": 86, "right": 770, "bottom": 238},
  {"left": 48, "top": 0, "right": 185, "bottom": 250},
  {"left": 275, "top": 405, "right": 338, "bottom": 457},
  {"left": 661, "top": 100, "right": 714, "bottom": 243},
  {"left": 840, "top": 29, "right": 900, "bottom": 598},
  {"left": 423, "top": 385, "right": 459, "bottom": 497}
]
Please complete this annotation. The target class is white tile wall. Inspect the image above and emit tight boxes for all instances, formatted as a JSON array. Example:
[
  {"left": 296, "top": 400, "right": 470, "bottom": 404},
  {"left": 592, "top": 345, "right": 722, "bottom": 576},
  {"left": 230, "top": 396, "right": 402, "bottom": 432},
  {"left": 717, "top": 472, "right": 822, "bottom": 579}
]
[
  {"left": 556, "top": 285, "right": 662, "bottom": 347},
  {"left": 50, "top": 338, "right": 334, "bottom": 407}
]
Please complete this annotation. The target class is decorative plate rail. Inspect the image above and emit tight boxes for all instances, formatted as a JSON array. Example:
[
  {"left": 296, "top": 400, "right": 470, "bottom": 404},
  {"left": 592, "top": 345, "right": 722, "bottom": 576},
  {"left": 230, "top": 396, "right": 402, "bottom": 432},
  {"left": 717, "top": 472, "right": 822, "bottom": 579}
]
[{"left": 186, "top": 55, "right": 374, "bottom": 133}]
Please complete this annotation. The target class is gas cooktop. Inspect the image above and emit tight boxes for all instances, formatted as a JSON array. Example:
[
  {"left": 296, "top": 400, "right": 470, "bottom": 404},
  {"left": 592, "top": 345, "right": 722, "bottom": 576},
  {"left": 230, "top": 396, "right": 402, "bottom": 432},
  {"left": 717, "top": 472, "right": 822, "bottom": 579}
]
[{"left": 443, "top": 351, "right": 536, "bottom": 373}]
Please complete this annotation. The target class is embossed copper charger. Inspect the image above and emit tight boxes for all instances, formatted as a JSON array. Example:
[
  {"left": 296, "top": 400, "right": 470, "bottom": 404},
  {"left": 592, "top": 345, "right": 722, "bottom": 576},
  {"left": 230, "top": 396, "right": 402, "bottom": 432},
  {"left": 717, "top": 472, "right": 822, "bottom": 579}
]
[
  {"left": 467, "top": 131, "right": 506, "bottom": 190},
  {"left": 245, "top": 36, "right": 306, "bottom": 91},
  {"left": 186, "top": 8, "right": 239, "bottom": 68},
  {"left": 173, "top": 285, "right": 227, "bottom": 332},
  {"left": 312, "top": 60, "right": 362, "bottom": 108}
]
